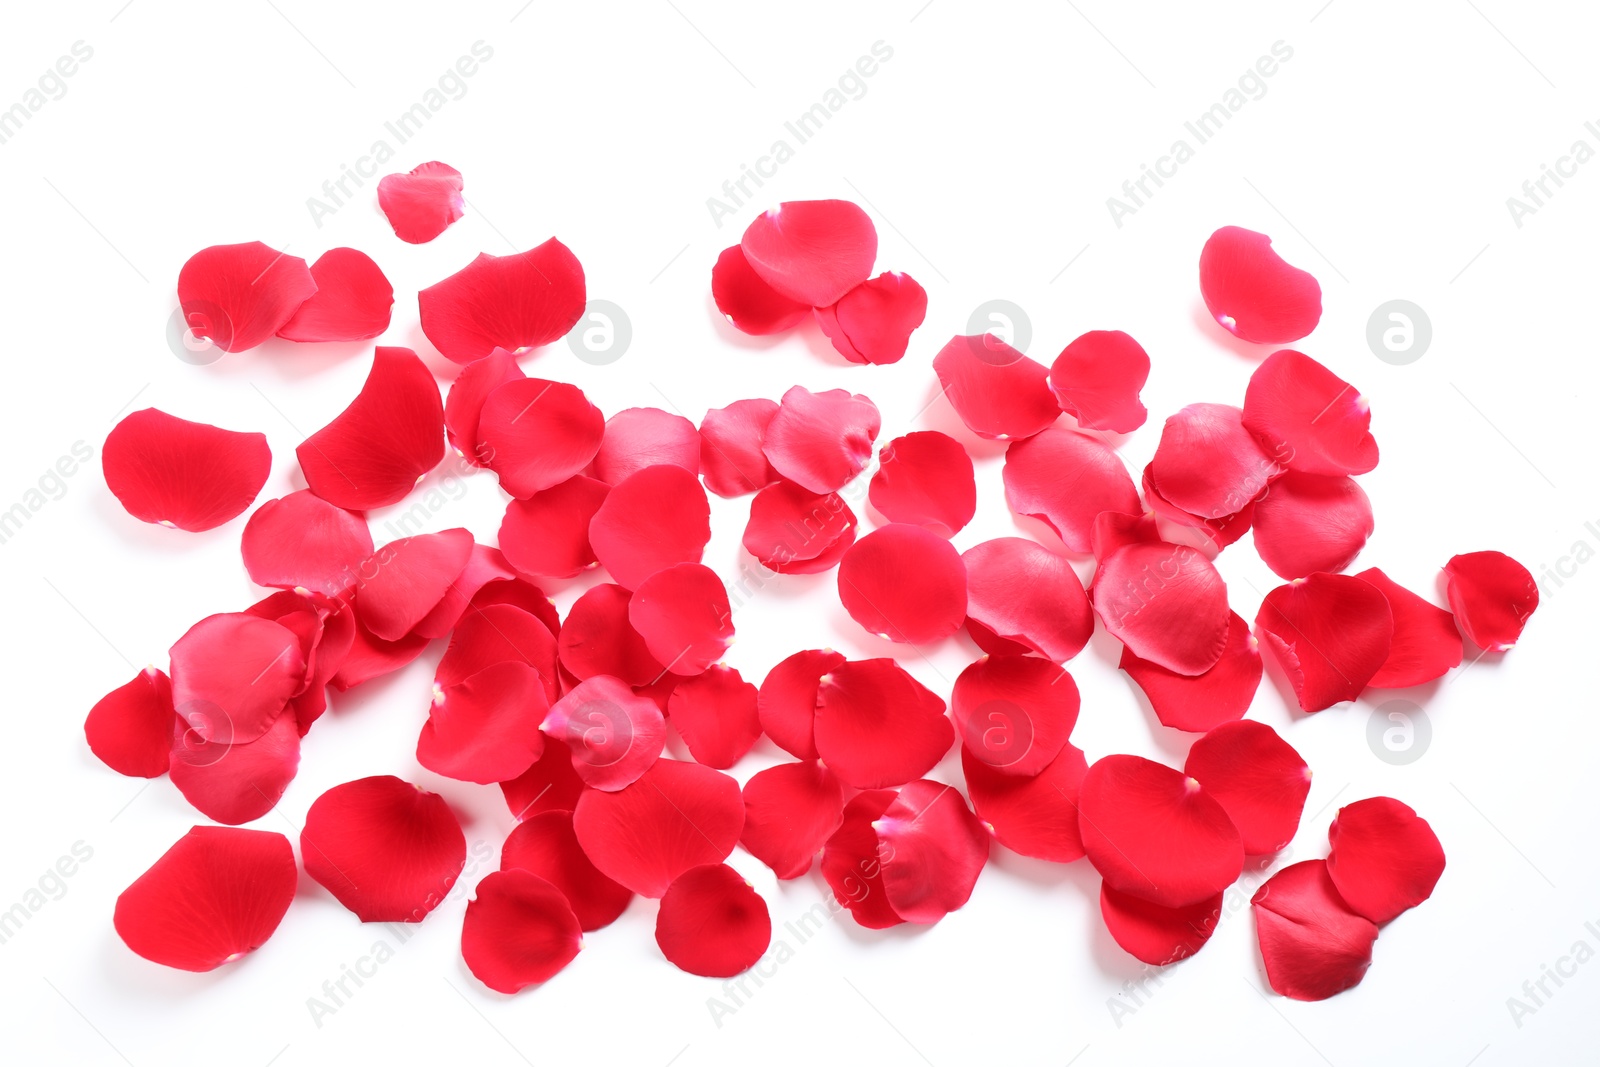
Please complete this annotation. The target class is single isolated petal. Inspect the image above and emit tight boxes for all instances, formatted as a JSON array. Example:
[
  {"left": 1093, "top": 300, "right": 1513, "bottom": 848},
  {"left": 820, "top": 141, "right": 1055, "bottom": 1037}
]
[
  {"left": 1184, "top": 721, "right": 1310, "bottom": 854},
  {"left": 421, "top": 661, "right": 549, "bottom": 784},
  {"left": 1252, "top": 472, "right": 1374, "bottom": 580},
  {"left": 1049, "top": 330, "right": 1150, "bottom": 433},
  {"left": 377, "top": 161, "right": 465, "bottom": 244},
  {"left": 501, "top": 810, "right": 632, "bottom": 931},
  {"left": 1325, "top": 797, "right": 1446, "bottom": 925},
  {"left": 594, "top": 407, "right": 700, "bottom": 485},
  {"left": 762, "top": 385, "right": 880, "bottom": 493},
  {"left": 933, "top": 335, "right": 1060, "bottom": 440},
  {"left": 589, "top": 465, "right": 711, "bottom": 589},
  {"left": 837, "top": 524, "right": 966, "bottom": 644},
  {"left": 876, "top": 780, "right": 990, "bottom": 924},
  {"left": 169, "top": 710, "right": 301, "bottom": 824},
  {"left": 419, "top": 239, "right": 586, "bottom": 363},
  {"left": 477, "top": 377, "right": 605, "bottom": 499},
  {"left": 740, "top": 199, "right": 877, "bottom": 306},
  {"left": 742, "top": 480, "right": 856, "bottom": 574},
  {"left": 814, "top": 658, "right": 953, "bottom": 789},
  {"left": 444, "top": 349, "right": 523, "bottom": 466},
  {"left": 242, "top": 491, "right": 373, "bottom": 595},
  {"left": 655, "top": 864, "right": 772, "bottom": 977},
  {"left": 176, "top": 241, "right": 317, "bottom": 353},
  {"left": 1243, "top": 350, "right": 1377, "bottom": 476},
  {"left": 542, "top": 675, "right": 666, "bottom": 791},
  {"left": 1149, "top": 403, "right": 1279, "bottom": 520},
  {"left": 951, "top": 655, "right": 1079, "bottom": 777},
  {"left": 1003, "top": 426, "right": 1141, "bottom": 553},
  {"left": 1443, "top": 550, "right": 1538, "bottom": 652},
  {"left": 461, "top": 870, "right": 582, "bottom": 993},
  {"left": 711, "top": 244, "right": 809, "bottom": 335},
  {"left": 1199, "top": 226, "right": 1322, "bottom": 344},
  {"left": 757, "top": 649, "right": 845, "bottom": 760},
  {"left": 499, "top": 476, "right": 609, "bottom": 580},
  {"left": 1093, "top": 542, "right": 1231, "bottom": 676},
  {"left": 1121, "top": 611, "right": 1262, "bottom": 732},
  {"left": 740, "top": 761, "right": 843, "bottom": 879},
  {"left": 628, "top": 563, "right": 733, "bottom": 676},
  {"left": 667, "top": 665, "right": 760, "bottom": 769},
  {"left": 114, "top": 826, "right": 296, "bottom": 971},
  {"left": 1252, "top": 860, "right": 1378, "bottom": 1001},
  {"left": 276, "top": 247, "right": 394, "bottom": 342},
  {"left": 821, "top": 790, "right": 903, "bottom": 929},
  {"left": 963, "top": 743, "right": 1088, "bottom": 863},
  {"left": 963, "top": 537, "right": 1094, "bottom": 662},
  {"left": 500, "top": 742, "right": 585, "bottom": 821},
  {"left": 1100, "top": 883, "right": 1223, "bottom": 965},
  {"left": 301, "top": 776, "right": 466, "bottom": 922},
  {"left": 868, "top": 431, "right": 976, "bottom": 537},
  {"left": 170, "top": 612, "right": 305, "bottom": 744},
  {"left": 103, "top": 409, "right": 270, "bottom": 532},
  {"left": 557, "top": 584, "right": 663, "bottom": 686},
  {"left": 1356, "top": 568, "right": 1463, "bottom": 687},
  {"left": 816, "top": 271, "right": 927, "bottom": 365},
  {"left": 700, "top": 398, "right": 780, "bottom": 497},
  {"left": 85, "top": 667, "right": 175, "bottom": 778},
  {"left": 1255, "top": 573, "right": 1393, "bottom": 711},
  {"left": 355, "top": 528, "right": 474, "bottom": 641}
]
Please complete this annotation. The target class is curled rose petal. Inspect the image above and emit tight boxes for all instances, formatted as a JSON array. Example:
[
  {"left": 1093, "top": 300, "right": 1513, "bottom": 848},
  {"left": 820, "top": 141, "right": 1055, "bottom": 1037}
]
[
  {"left": 756, "top": 649, "right": 845, "bottom": 760},
  {"left": 542, "top": 675, "right": 666, "bottom": 791},
  {"left": 1443, "top": 550, "right": 1538, "bottom": 652},
  {"left": 169, "top": 710, "right": 301, "bottom": 824},
  {"left": 444, "top": 349, "right": 523, "bottom": 466},
  {"left": 815, "top": 271, "right": 927, "bottom": 365},
  {"left": 740, "top": 761, "right": 843, "bottom": 879},
  {"left": 742, "top": 480, "right": 856, "bottom": 574},
  {"left": 1101, "top": 883, "right": 1223, "bottom": 965},
  {"left": 656, "top": 864, "right": 772, "bottom": 977},
  {"left": 962, "top": 537, "right": 1094, "bottom": 662},
  {"left": 1325, "top": 797, "right": 1446, "bottom": 925},
  {"left": 1243, "top": 350, "right": 1377, "bottom": 476},
  {"left": 377, "top": 161, "right": 464, "bottom": 244},
  {"left": 876, "top": 780, "right": 990, "bottom": 924},
  {"left": 594, "top": 407, "right": 700, "bottom": 485},
  {"left": 628, "top": 563, "right": 733, "bottom": 676},
  {"left": 1356, "top": 568, "right": 1463, "bottom": 687},
  {"left": 821, "top": 790, "right": 903, "bottom": 929},
  {"left": 355, "top": 528, "right": 474, "bottom": 641},
  {"left": 1252, "top": 472, "right": 1374, "bottom": 580},
  {"left": 500, "top": 742, "right": 585, "bottom": 821},
  {"left": 1184, "top": 721, "right": 1310, "bottom": 855},
  {"left": 85, "top": 667, "right": 175, "bottom": 778},
  {"left": 572, "top": 758, "right": 744, "bottom": 897},
  {"left": 1093, "top": 542, "right": 1230, "bottom": 676},
  {"left": 868, "top": 431, "right": 976, "bottom": 537},
  {"left": 421, "top": 660, "right": 548, "bottom": 784},
  {"left": 1252, "top": 860, "right": 1377, "bottom": 1001},
  {"left": 962, "top": 742, "right": 1088, "bottom": 863},
  {"left": 1255, "top": 573, "right": 1393, "bottom": 712},
  {"left": 170, "top": 612, "right": 305, "bottom": 744},
  {"left": 103, "top": 409, "right": 270, "bottom": 532},
  {"left": 933, "top": 335, "right": 1060, "bottom": 441},
  {"left": 951, "top": 655, "right": 1079, "bottom": 777},
  {"left": 434, "top": 602, "right": 559, "bottom": 700},
  {"left": 762, "top": 386, "right": 880, "bottom": 493},
  {"left": 700, "top": 398, "right": 780, "bottom": 497},
  {"left": 1048, "top": 330, "right": 1151, "bottom": 433},
  {"left": 499, "top": 476, "right": 609, "bottom": 580},
  {"left": 667, "top": 665, "right": 760, "bottom": 769},
  {"left": 461, "top": 870, "right": 582, "bottom": 993},
  {"left": 1149, "top": 403, "right": 1279, "bottom": 520},
  {"left": 814, "top": 658, "right": 953, "bottom": 789},
  {"left": 114, "top": 826, "right": 296, "bottom": 971},
  {"left": 176, "top": 242, "right": 316, "bottom": 353},
  {"left": 588, "top": 464, "right": 711, "bottom": 589},
  {"left": 301, "top": 775, "right": 466, "bottom": 922},
  {"left": 1199, "top": 226, "right": 1322, "bottom": 344},
  {"left": 837, "top": 524, "right": 966, "bottom": 644},
  {"left": 1003, "top": 426, "right": 1141, "bottom": 553},
  {"left": 297, "top": 347, "right": 445, "bottom": 510},
  {"left": 419, "top": 239, "right": 586, "bottom": 364},
  {"left": 557, "top": 584, "right": 663, "bottom": 686},
  {"left": 276, "top": 247, "right": 394, "bottom": 342},
  {"left": 740, "top": 199, "right": 877, "bottom": 306},
  {"left": 1121, "top": 611, "right": 1262, "bottom": 732},
  {"left": 501, "top": 810, "right": 632, "bottom": 931},
  {"left": 477, "top": 378, "right": 605, "bottom": 499},
  {"left": 1077, "top": 754, "right": 1243, "bottom": 909},
  {"left": 711, "top": 244, "right": 809, "bottom": 335},
  {"left": 242, "top": 491, "right": 373, "bottom": 595}
]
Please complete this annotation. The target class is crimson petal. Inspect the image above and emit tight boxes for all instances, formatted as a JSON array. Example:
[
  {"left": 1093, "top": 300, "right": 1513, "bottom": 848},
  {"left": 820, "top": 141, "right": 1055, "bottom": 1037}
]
[
  {"left": 837, "top": 524, "right": 966, "bottom": 644},
  {"left": 589, "top": 465, "right": 711, "bottom": 589},
  {"left": 377, "top": 161, "right": 464, "bottom": 244},
  {"left": 821, "top": 790, "right": 903, "bottom": 929},
  {"left": 814, "top": 658, "right": 953, "bottom": 789},
  {"left": 656, "top": 864, "right": 772, "bottom": 977},
  {"left": 176, "top": 242, "right": 316, "bottom": 353},
  {"left": 542, "top": 675, "right": 666, "bottom": 791},
  {"left": 740, "top": 761, "right": 843, "bottom": 879},
  {"left": 1049, "top": 330, "right": 1151, "bottom": 433},
  {"left": 756, "top": 649, "right": 844, "bottom": 760},
  {"left": 963, "top": 537, "right": 1093, "bottom": 662},
  {"left": 1093, "top": 542, "right": 1230, "bottom": 676},
  {"left": 104, "top": 409, "right": 270, "bottom": 532},
  {"left": 762, "top": 386, "right": 880, "bottom": 493},
  {"left": 1443, "top": 550, "right": 1538, "bottom": 652},
  {"left": 1255, "top": 573, "right": 1394, "bottom": 711},
  {"left": 700, "top": 398, "right": 780, "bottom": 497},
  {"left": 1243, "top": 350, "right": 1377, "bottom": 476},
  {"left": 1184, "top": 721, "right": 1310, "bottom": 854},
  {"left": 169, "top": 709, "right": 299, "bottom": 824},
  {"left": 1149, "top": 403, "right": 1279, "bottom": 520},
  {"left": 667, "top": 665, "right": 760, "bottom": 769},
  {"left": 740, "top": 199, "right": 877, "bottom": 306},
  {"left": 444, "top": 349, "right": 523, "bottom": 466},
  {"left": 1003, "top": 426, "right": 1140, "bottom": 553},
  {"left": 815, "top": 271, "right": 927, "bottom": 365},
  {"left": 477, "top": 377, "right": 605, "bottom": 498},
  {"left": 500, "top": 742, "right": 585, "bottom": 821},
  {"left": 557, "top": 584, "right": 663, "bottom": 686},
  {"left": 1357, "top": 568, "right": 1463, "bottom": 687},
  {"left": 711, "top": 244, "right": 809, "bottom": 335},
  {"left": 962, "top": 742, "right": 1088, "bottom": 863},
  {"left": 933, "top": 335, "right": 1060, "bottom": 440},
  {"left": 276, "top": 247, "right": 393, "bottom": 342},
  {"left": 1101, "top": 883, "right": 1223, "bottom": 965},
  {"left": 501, "top": 810, "right": 632, "bottom": 931},
  {"left": 1252, "top": 860, "right": 1377, "bottom": 1000},
  {"left": 1199, "top": 226, "right": 1322, "bottom": 344},
  {"left": 499, "top": 476, "right": 608, "bottom": 580},
  {"left": 412, "top": 543, "right": 518, "bottom": 640},
  {"left": 628, "top": 563, "right": 733, "bottom": 676},
  {"left": 952, "top": 655, "right": 1079, "bottom": 777},
  {"left": 170, "top": 612, "right": 305, "bottom": 744},
  {"left": 876, "top": 780, "right": 989, "bottom": 924},
  {"left": 868, "top": 431, "right": 975, "bottom": 537},
  {"left": 1140, "top": 464, "right": 1257, "bottom": 552},
  {"left": 356, "top": 528, "right": 474, "bottom": 641},
  {"left": 433, "top": 600, "right": 558, "bottom": 694},
  {"left": 419, "top": 239, "right": 586, "bottom": 364},
  {"left": 742, "top": 480, "right": 856, "bottom": 574},
  {"left": 242, "top": 491, "right": 372, "bottom": 595},
  {"left": 461, "top": 870, "right": 582, "bottom": 993},
  {"left": 85, "top": 667, "right": 175, "bottom": 778},
  {"left": 421, "top": 660, "right": 548, "bottom": 784},
  {"left": 595, "top": 407, "right": 700, "bottom": 485},
  {"left": 1121, "top": 611, "right": 1262, "bottom": 732},
  {"left": 1252, "top": 472, "right": 1373, "bottom": 579},
  {"left": 1325, "top": 797, "right": 1446, "bottom": 925}
]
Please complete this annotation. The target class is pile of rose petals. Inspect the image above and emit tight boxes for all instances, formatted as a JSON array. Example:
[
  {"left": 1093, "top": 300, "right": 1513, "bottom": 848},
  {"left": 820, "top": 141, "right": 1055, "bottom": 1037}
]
[{"left": 90, "top": 190, "right": 1539, "bottom": 1003}]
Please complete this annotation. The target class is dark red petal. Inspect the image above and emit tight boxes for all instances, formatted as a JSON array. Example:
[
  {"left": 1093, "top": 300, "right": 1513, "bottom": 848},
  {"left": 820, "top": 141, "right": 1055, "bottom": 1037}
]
[
  {"left": 421, "top": 661, "right": 548, "bottom": 784},
  {"left": 1255, "top": 574, "right": 1394, "bottom": 711},
  {"left": 962, "top": 742, "right": 1088, "bottom": 863},
  {"left": 666, "top": 665, "right": 760, "bottom": 769},
  {"left": 1092, "top": 511, "right": 1163, "bottom": 563},
  {"left": 757, "top": 649, "right": 844, "bottom": 760},
  {"left": 571, "top": 758, "right": 743, "bottom": 897},
  {"left": 1101, "top": 883, "right": 1223, "bottom": 965},
  {"left": 168, "top": 709, "right": 299, "bottom": 824},
  {"left": 962, "top": 537, "right": 1094, "bottom": 662},
  {"left": 1325, "top": 797, "right": 1446, "bottom": 925},
  {"left": 85, "top": 667, "right": 175, "bottom": 778},
  {"left": 837, "top": 524, "right": 966, "bottom": 644},
  {"left": 628, "top": 563, "right": 733, "bottom": 676},
  {"left": 1443, "top": 550, "right": 1539, "bottom": 652},
  {"left": 377, "top": 161, "right": 464, "bottom": 244},
  {"left": 821, "top": 790, "right": 904, "bottom": 929},
  {"left": 1078, "top": 754, "right": 1243, "bottom": 909},
  {"left": 242, "top": 491, "right": 372, "bottom": 595},
  {"left": 740, "top": 761, "right": 843, "bottom": 879},
  {"left": 952, "top": 655, "right": 1079, "bottom": 777},
  {"left": 1252, "top": 860, "right": 1377, "bottom": 1000},
  {"left": 477, "top": 377, "right": 605, "bottom": 499},
  {"left": 355, "top": 528, "right": 474, "bottom": 641},
  {"left": 444, "top": 349, "right": 523, "bottom": 467},
  {"left": 1252, "top": 472, "right": 1374, "bottom": 580},
  {"left": 276, "top": 247, "right": 393, "bottom": 342},
  {"left": 742, "top": 480, "right": 856, "bottom": 574},
  {"left": 868, "top": 431, "right": 976, "bottom": 537},
  {"left": 1140, "top": 464, "right": 1258, "bottom": 552},
  {"left": 176, "top": 242, "right": 317, "bottom": 353},
  {"left": 557, "top": 584, "right": 663, "bottom": 686},
  {"left": 711, "top": 244, "right": 810, "bottom": 335},
  {"left": 1184, "top": 721, "right": 1310, "bottom": 854},
  {"left": 329, "top": 608, "right": 431, "bottom": 692},
  {"left": 1093, "top": 542, "right": 1230, "bottom": 676},
  {"left": 816, "top": 271, "right": 927, "bottom": 365},
  {"left": 814, "top": 658, "right": 952, "bottom": 789},
  {"left": 412, "top": 544, "right": 517, "bottom": 640},
  {"left": 500, "top": 741, "right": 585, "bottom": 821},
  {"left": 419, "top": 239, "right": 586, "bottom": 364},
  {"left": 499, "top": 476, "right": 608, "bottom": 580},
  {"left": 762, "top": 386, "right": 881, "bottom": 493},
  {"left": 501, "top": 810, "right": 632, "bottom": 931},
  {"left": 301, "top": 775, "right": 466, "bottom": 922},
  {"left": 543, "top": 675, "right": 666, "bottom": 791},
  {"left": 461, "top": 870, "right": 582, "bottom": 993},
  {"left": 1243, "top": 350, "right": 1377, "bottom": 476},
  {"left": 587, "top": 464, "right": 711, "bottom": 589},
  {"left": 1120, "top": 611, "right": 1262, "bottom": 732},
  {"left": 1003, "top": 426, "right": 1141, "bottom": 552},
  {"left": 297, "top": 347, "right": 445, "bottom": 510},
  {"left": 595, "top": 407, "right": 700, "bottom": 485},
  {"left": 655, "top": 864, "right": 771, "bottom": 977},
  {"left": 1049, "top": 330, "right": 1151, "bottom": 433},
  {"left": 435, "top": 602, "right": 558, "bottom": 699},
  {"left": 1356, "top": 568, "right": 1464, "bottom": 687},
  {"left": 103, "top": 408, "right": 270, "bottom": 532},
  {"left": 170, "top": 613, "right": 304, "bottom": 744},
  {"left": 700, "top": 398, "right": 781, "bottom": 497},
  {"left": 1149, "top": 403, "right": 1279, "bottom": 520},
  {"left": 740, "top": 199, "right": 877, "bottom": 306},
  {"left": 933, "top": 335, "right": 1060, "bottom": 440},
  {"left": 114, "top": 826, "right": 296, "bottom": 971},
  {"left": 877, "top": 780, "right": 989, "bottom": 924},
  {"left": 1199, "top": 226, "right": 1322, "bottom": 344}
]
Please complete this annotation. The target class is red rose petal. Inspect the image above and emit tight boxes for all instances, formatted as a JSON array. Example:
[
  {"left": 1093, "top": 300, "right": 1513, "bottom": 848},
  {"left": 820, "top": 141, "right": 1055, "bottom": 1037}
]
[
  {"left": 1252, "top": 860, "right": 1378, "bottom": 1001},
  {"left": 742, "top": 479, "right": 857, "bottom": 574},
  {"left": 1356, "top": 568, "right": 1464, "bottom": 688},
  {"left": 103, "top": 408, "right": 270, "bottom": 532},
  {"left": 419, "top": 239, "right": 586, "bottom": 364},
  {"left": 594, "top": 407, "right": 700, "bottom": 485},
  {"left": 1199, "top": 226, "right": 1322, "bottom": 344},
  {"left": 962, "top": 742, "right": 1088, "bottom": 863},
  {"left": 1252, "top": 472, "right": 1374, "bottom": 580},
  {"left": 933, "top": 335, "right": 1061, "bottom": 441},
  {"left": 114, "top": 826, "right": 296, "bottom": 971},
  {"left": 241, "top": 491, "right": 373, "bottom": 596},
  {"left": 543, "top": 675, "right": 667, "bottom": 791},
  {"left": 1092, "top": 511, "right": 1164, "bottom": 562},
  {"left": 837, "top": 524, "right": 966, "bottom": 644},
  {"left": 1243, "top": 350, "right": 1377, "bottom": 476},
  {"left": 276, "top": 247, "right": 394, "bottom": 342},
  {"left": 700, "top": 398, "right": 781, "bottom": 497},
  {"left": 815, "top": 271, "right": 927, "bottom": 365},
  {"left": 501, "top": 810, "right": 632, "bottom": 931},
  {"left": 1325, "top": 797, "right": 1446, "bottom": 925},
  {"left": 814, "top": 658, "right": 953, "bottom": 789},
  {"left": 951, "top": 655, "right": 1079, "bottom": 777},
  {"left": 557, "top": 584, "right": 664, "bottom": 686},
  {"left": 297, "top": 346, "right": 445, "bottom": 510},
  {"left": 461, "top": 870, "right": 582, "bottom": 993},
  {"left": 329, "top": 606, "right": 431, "bottom": 692},
  {"left": 868, "top": 431, "right": 976, "bottom": 537},
  {"left": 1093, "top": 542, "right": 1230, "bottom": 676},
  {"left": 1255, "top": 573, "right": 1394, "bottom": 711},
  {"left": 301, "top": 775, "right": 466, "bottom": 922},
  {"left": 762, "top": 386, "right": 881, "bottom": 493},
  {"left": 962, "top": 537, "right": 1094, "bottom": 662},
  {"left": 572, "top": 758, "right": 743, "bottom": 897},
  {"left": 1048, "top": 330, "right": 1151, "bottom": 433},
  {"left": 588, "top": 464, "right": 711, "bottom": 589},
  {"left": 656, "top": 863, "right": 772, "bottom": 977},
  {"left": 1003, "top": 426, "right": 1141, "bottom": 553},
  {"left": 444, "top": 349, "right": 523, "bottom": 466},
  {"left": 740, "top": 199, "right": 877, "bottom": 306},
  {"left": 711, "top": 244, "right": 810, "bottom": 335},
  {"left": 468, "top": 578, "right": 560, "bottom": 638},
  {"left": 1443, "top": 550, "right": 1538, "bottom": 652},
  {"left": 434, "top": 602, "right": 559, "bottom": 700},
  {"left": 421, "top": 660, "right": 549, "bottom": 784},
  {"left": 756, "top": 649, "right": 845, "bottom": 760},
  {"left": 628, "top": 563, "right": 734, "bottom": 676},
  {"left": 1184, "top": 721, "right": 1310, "bottom": 855},
  {"left": 1100, "top": 883, "right": 1223, "bottom": 965},
  {"left": 377, "top": 161, "right": 465, "bottom": 244},
  {"left": 1077, "top": 754, "right": 1243, "bottom": 909},
  {"left": 176, "top": 241, "right": 317, "bottom": 353},
  {"left": 477, "top": 377, "right": 605, "bottom": 498},
  {"left": 740, "top": 761, "right": 844, "bottom": 879},
  {"left": 355, "top": 528, "right": 474, "bottom": 641},
  {"left": 500, "top": 741, "right": 585, "bottom": 821},
  {"left": 1149, "top": 403, "right": 1280, "bottom": 520},
  {"left": 499, "top": 476, "right": 609, "bottom": 580},
  {"left": 85, "top": 667, "right": 175, "bottom": 778},
  {"left": 168, "top": 708, "right": 300, "bottom": 824},
  {"left": 412, "top": 544, "right": 518, "bottom": 640},
  {"left": 876, "top": 780, "right": 990, "bottom": 924},
  {"left": 1120, "top": 611, "right": 1263, "bottom": 732},
  {"left": 666, "top": 665, "right": 760, "bottom": 769},
  {"left": 821, "top": 790, "right": 903, "bottom": 929},
  {"left": 170, "top": 612, "right": 305, "bottom": 744},
  {"left": 1139, "top": 464, "right": 1258, "bottom": 552}
]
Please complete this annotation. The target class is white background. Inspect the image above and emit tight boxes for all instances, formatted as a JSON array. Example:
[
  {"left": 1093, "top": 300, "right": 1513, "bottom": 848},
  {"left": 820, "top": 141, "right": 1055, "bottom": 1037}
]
[{"left": 1, "top": 1, "right": 1596, "bottom": 1064}]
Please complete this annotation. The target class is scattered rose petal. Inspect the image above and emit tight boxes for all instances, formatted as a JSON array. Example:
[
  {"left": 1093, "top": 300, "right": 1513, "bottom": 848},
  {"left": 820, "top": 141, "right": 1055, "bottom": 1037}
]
[
  {"left": 868, "top": 431, "right": 975, "bottom": 537},
  {"left": 876, "top": 780, "right": 989, "bottom": 924},
  {"left": 762, "top": 386, "right": 880, "bottom": 493},
  {"left": 499, "top": 476, "right": 609, "bottom": 580},
  {"left": 501, "top": 810, "right": 632, "bottom": 931},
  {"left": 1093, "top": 542, "right": 1230, "bottom": 676},
  {"left": 838, "top": 524, "right": 966, "bottom": 644},
  {"left": 1243, "top": 350, "right": 1377, "bottom": 476},
  {"left": 444, "top": 349, "right": 523, "bottom": 466},
  {"left": 933, "top": 335, "right": 1060, "bottom": 440},
  {"left": 169, "top": 612, "right": 305, "bottom": 744},
  {"left": 740, "top": 761, "right": 844, "bottom": 879},
  {"left": 1325, "top": 797, "right": 1446, "bottom": 925},
  {"left": 329, "top": 608, "right": 431, "bottom": 692},
  {"left": 1140, "top": 464, "right": 1258, "bottom": 551},
  {"left": 85, "top": 667, "right": 175, "bottom": 778},
  {"left": 1184, "top": 721, "right": 1310, "bottom": 854},
  {"left": 1101, "top": 883, "right": 1223, "bottom": 965},
  {"left": 1255, "top": 573, "right": 1393, "bottom": 711},
  {"left": 742, "top": 480, "right": 856, "bottom": 573},
  {"left": 355, "top": 528, "right": 474, "bottom": 642},
  {"left": 419, "top": 239, "right": 586, "bottom": 364},
  {"left": 461, "top": 870, "right": 582, "bottom": 993},
  {"left": 1443, "top": 550, "right": 1538, "bottom": 652},
  {"left": 413, "top": 543, "right": 517, "bottom": 640},
  {"left": 434, "top": 603, "right": 559, "bottom": 702},
  {"left": 1049, "top": 330, "right": 1151, "bottom": 433},
  {"left": 557, "top": 584, "right": 664, "bottom": 686},
  {"left": 1003, "top": 426, "right": 1141, "bottom": 553},
  {"left": 588, "top": 464, "right": 711, "bottom": 589},
  {"left": 700, "top": 398, "right": 780, "bottom": 497},
  {"left": 542, "top": 675, "right": 666, "bottom": 791},
  {"left": 103, "top": 409, "right": 270, "bottom": 532},
  {"left": 421, "top": 660, "right": 548, "bottom": 784},
  {"left": 1199, "top": 226, "right": 1322, "bottom": 344},
  {"left": 594, "top": 407, "right": 700, "bottom": 485},
  {"left": 951, "top": 655, "right": 1079, "bottom": 777},
  {"left": 740, "top": 199, "right": 877, "bottom": 306},
  {"left": 821, "top": 790, "right": 903, "bottom": 929},
  {"left": 1149, "top": 403, "right": 1279, "bottom": 520},
  {"left": 962, "top": 742, "right": 1088, "bottom": 863},
  {"left": 1252, "top": 472, "right": 1374, "bottom": 580},
  {"left": 815, "top": 271, "right": 927, "bottom": 365},
  {"left": 377, "top": 161, "right": 465, "bottom": 244},
  {"left": 628, "top": 563, "right": 733, "bottom": 676},
  {"left": 756, "top": 649, "right": 845, "bottom": 760},
  {"left": 277, "top": 247, "right": 394, "bottom": 342},
  {"left": 1252, "top": 860, "right": 1377, "bottom": 1001},
  {"left": 667, "top": 665, "right": 760, "bottom": 769},
  {"left": 242, "top": 491, "right": 373, "bottom": 595},
  {"left": 814, "top": 658, "right": 953, "bottom": 789},
  {"left": 962, "top": 537, "right": 1094, "bottom": 662},
  {"left": 500, "top": 742, "right": 585, "bottom": 821},
  {"left": 168, "top": 707, "right": 300, "bottom": 824},
  {"left": 711, "top": 244, "right": 810, "bottom": 334},
  {"left": 176, "top": 242, "right": 317, "bottom": 353},
  {"left": 1356, "top": 568, "right": 1463, "bottom": 688},
  {"left": 477, "top": 377, "right": 605, "bottom": 498},
  {"left": 656, "top": 863, "right": 772, "bottom": 977},
  {"left": 1092, "top": 511, "right": 1164, "bottom": 563},
  {"left": 1121, "top": 611, "right": 1262, "bottom": 732}
]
